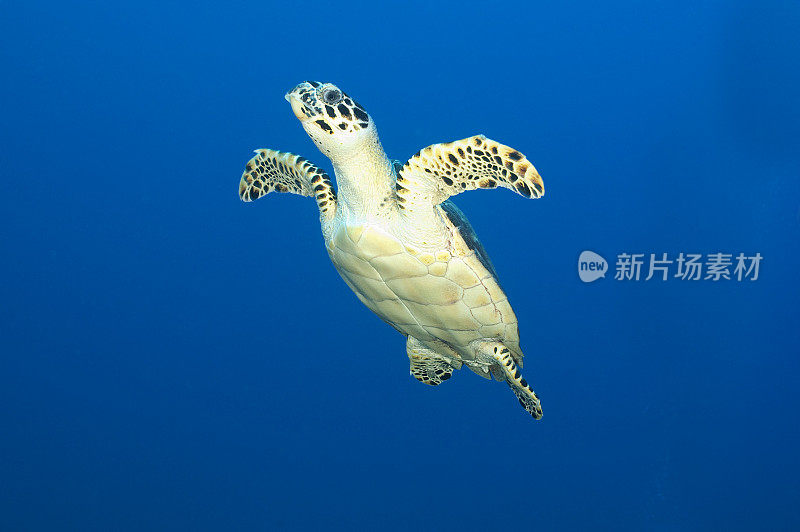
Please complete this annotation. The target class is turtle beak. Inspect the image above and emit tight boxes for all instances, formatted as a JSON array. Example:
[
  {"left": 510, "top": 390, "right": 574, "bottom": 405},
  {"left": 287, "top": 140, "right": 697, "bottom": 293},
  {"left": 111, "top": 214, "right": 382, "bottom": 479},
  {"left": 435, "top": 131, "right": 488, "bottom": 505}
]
[
  {"left": 286, "top": 91, "right": 307, "bottom": 121},
  {"left": 285, "top": 82, "right": 315, "bottom": 122}
]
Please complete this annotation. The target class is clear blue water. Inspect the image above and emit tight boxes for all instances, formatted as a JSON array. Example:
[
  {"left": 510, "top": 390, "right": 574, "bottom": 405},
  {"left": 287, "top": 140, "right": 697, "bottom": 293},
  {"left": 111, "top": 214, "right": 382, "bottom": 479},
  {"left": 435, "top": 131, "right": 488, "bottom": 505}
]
[{"left": 1, "top": 1, "right": 799, "bottom": 530}]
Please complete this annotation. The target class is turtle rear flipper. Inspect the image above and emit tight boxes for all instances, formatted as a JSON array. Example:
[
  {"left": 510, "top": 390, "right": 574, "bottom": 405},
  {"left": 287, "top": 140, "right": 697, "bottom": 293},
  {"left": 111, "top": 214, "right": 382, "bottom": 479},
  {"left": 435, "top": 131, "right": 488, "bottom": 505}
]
[
  {"left": 407, "top": 337, "right": 457, "bottom": 386},
  {"left": 473, "top": 340, "right": 543, "bottom": 420}
]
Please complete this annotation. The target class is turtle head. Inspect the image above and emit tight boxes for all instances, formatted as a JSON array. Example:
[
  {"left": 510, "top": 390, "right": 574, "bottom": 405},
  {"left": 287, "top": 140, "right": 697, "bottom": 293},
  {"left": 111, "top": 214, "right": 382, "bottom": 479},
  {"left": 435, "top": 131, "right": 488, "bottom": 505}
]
[{"left": 285, "top": 81, "right": 377, "bottom": 161}]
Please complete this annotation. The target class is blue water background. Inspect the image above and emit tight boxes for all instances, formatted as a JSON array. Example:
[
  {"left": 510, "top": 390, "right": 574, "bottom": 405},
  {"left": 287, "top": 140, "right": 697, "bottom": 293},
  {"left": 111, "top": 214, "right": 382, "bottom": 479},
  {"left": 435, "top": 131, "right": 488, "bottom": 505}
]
[{"left": 1, "top": 1, "right": 799, "bottom": 530}]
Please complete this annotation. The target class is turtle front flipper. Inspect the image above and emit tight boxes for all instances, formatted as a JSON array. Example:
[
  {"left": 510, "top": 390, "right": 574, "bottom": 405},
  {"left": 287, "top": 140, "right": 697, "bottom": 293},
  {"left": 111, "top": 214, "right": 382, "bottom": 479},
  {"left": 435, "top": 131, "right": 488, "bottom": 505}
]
[
  {"left": 407, "top": 337, "right": 458, "bottom": 386},
  {"left": 395, "top": 135, "right": 543, "bottom": 214},
  {"left": 239, "top": 148, "right": 336, "bottom": 220},
  {"left": 473, "top": 340, "right": 543, "bottom": 420}
]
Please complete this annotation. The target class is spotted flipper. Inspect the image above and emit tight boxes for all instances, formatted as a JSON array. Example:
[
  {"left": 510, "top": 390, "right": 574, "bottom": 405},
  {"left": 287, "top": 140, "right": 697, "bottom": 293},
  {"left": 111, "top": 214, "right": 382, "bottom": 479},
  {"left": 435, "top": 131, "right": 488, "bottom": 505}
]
[
  {"left": 396, "top": 135, "right": 544, "bottom": 214},
  {"left": 238, "top": 148, "right": 336, "bottom": 219},
  {"left": 475, "top": 340, "right": 542, "bottom": 420},
  {"left": 407, "top": 337, "right": 456, "bottom": 386}
]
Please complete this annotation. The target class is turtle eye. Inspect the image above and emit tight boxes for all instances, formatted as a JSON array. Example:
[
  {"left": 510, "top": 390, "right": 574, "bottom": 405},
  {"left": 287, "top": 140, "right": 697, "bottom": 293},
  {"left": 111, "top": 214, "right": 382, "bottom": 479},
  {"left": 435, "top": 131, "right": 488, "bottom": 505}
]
[{"left": 322, "top": 88, "right": 342, "bottom": 105}]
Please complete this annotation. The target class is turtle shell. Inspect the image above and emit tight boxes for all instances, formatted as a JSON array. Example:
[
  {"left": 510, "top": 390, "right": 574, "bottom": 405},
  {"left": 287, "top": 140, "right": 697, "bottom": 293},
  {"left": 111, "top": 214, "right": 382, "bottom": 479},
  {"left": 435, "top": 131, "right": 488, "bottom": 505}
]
[{"left": 326, "top": 200, "right": 522, "bottom": 372}]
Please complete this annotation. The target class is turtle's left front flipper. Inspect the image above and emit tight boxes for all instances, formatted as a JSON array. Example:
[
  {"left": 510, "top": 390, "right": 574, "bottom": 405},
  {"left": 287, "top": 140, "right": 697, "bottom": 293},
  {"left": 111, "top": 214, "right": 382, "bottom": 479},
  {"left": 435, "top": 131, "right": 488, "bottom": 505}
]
[
  {"left": 239, "top": 148, "right": 336, "bottom": 220},
  {"left": 395, "top": 135, "right": 543, "bottom": 214}
]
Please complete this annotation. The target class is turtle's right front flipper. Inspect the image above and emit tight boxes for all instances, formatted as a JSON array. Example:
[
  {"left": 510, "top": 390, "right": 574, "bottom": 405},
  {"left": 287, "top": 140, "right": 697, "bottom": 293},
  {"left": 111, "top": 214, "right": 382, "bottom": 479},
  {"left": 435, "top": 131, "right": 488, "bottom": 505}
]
[
  {"left": 395, "top": 135, "right": 543, "bottom": 215},
  {"left": 239, "top": 148, "right": 336, "bottom": 220}
]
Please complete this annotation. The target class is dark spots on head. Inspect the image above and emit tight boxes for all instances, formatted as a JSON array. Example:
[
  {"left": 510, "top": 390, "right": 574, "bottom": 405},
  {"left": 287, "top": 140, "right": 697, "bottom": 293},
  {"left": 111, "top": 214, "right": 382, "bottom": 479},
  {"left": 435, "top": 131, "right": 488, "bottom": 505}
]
[
  {"left": 442, "top": 176, "right": 454, "bottom": 186},
  {"left": 448, "top": 153, "right": 459, "bottom": 165},
  {"left": 516, "top": 181, "right": 532, "bottom": 197},
  {"left": 358, "top": 122, "right": 368, "bottom": 128},
  {"left": 325, "top": 105, "right": 336, "bottom": 118},
  {"left": 338, "top": 123, "right": 347, "bottom": 130},
  {"left": 493, "top": 155, "right": 503, "bottom": 165},
  {"left": 519, "top": 378, "right": 528, "bottom": 388},
  {"left": 337, "top": 103, "right": 351, "bottom": 119},
  {"left": 508, "top": 150, "right": 523, "bottom": 161},
  {"left": 315, "top": 120, "right": 333, "bottom": 133},
  {"left": 473, "top": 137, "right": 482, "bottom": 146},
  {"left": 491, "top": 146, "right": 498, "bottom": 154},
  {"left": 352, "top": 106, "right": 368, "bottom": 122},
  {"left": 275, "top": 184, "right": 288, "bottom": 192},
  {"left": 457, "top": 148, "right": 464, "bottom": 157},
  {"left": 533, "top": 182, "right": 543, "bottom": 194},
  {"left": 505, "top": 161, "right": 514, "bottom": 171},
  {"left": 306, "top": 80, "right": 322, "bottom": 88},
  {"left": 441, "top": 373, "right": 451, "bottom": 380}
]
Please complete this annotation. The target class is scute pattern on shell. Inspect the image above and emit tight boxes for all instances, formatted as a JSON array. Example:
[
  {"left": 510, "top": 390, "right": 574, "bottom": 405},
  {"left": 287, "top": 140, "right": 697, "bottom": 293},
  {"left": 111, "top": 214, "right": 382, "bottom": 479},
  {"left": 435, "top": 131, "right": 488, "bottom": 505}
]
[
  {"left": 326, "top": 223, "right": 522, "bottom": 367},
  {"left": 239, "top": 148, "right": 337, "bottom": 218}
]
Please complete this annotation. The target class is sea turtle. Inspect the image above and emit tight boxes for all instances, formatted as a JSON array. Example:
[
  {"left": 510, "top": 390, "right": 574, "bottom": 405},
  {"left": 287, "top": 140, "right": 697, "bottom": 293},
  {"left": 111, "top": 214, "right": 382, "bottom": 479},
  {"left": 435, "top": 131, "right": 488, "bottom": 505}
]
[{"left": 238, "top": 81, "right": 546, "bottom": 419}]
